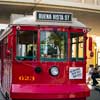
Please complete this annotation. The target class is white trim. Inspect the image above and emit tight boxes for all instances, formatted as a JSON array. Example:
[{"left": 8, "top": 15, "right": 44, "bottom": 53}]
[
  {"left": 0, "top": 26, "right": 12, "bottom": 41},
  {"left": 12, "top": 15, "right": 86, "bottom": 28}
]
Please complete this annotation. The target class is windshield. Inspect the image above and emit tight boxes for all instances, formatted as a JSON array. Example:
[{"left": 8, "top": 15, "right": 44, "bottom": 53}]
[
  {"left": 16, "top": 30, "right": 37, "bottom": 60},
  {"left": 40, "top": 31, "right": 67, "bottom": 61}
]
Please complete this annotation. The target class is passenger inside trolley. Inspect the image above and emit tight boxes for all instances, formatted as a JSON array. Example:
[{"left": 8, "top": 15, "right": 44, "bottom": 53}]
[
  {"left": 40, "top": 31, "right": 66, "bottom": 60},
  {"left": 16, "top": 30, "right": 37, "bottom": 60},
  {"left": 44, "top": 40, "right": 60, "bottom": 58},
  {"left": 27, "top": 46, "right": 33, "bottom": 57}
]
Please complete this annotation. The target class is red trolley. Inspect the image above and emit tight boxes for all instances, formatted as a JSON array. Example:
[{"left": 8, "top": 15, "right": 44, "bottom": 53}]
[{"left": 0, "top": 11, "right": 90, "bottom": 100}]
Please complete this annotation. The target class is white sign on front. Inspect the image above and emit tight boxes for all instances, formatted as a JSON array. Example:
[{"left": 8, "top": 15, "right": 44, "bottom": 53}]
[{"left": 69, "top": 67, "right": 83, "bottom": 79}]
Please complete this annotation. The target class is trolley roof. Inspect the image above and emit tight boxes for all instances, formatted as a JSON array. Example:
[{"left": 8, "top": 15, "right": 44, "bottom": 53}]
[
  {"left": 0, "top": 11, "right": 88, "bottom": 41},
  {"left": 12, "top": 11, "right": 87, "bottom": 28},
  {"left": 12, "top": 16, "right": 86, "bottom": 28}
]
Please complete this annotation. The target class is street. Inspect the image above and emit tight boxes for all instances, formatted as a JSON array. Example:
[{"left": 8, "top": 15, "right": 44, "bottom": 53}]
[
  {"left": 87, "top": 88, "right": 100, "bottom": 100},
  {"left": 0, "top": 91, "right": 5, "bottom": 100}
]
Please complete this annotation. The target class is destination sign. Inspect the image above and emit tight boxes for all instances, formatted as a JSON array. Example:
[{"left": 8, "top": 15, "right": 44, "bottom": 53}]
[{"left": 36, "top": 11, "right": 72, "bottom": 22}]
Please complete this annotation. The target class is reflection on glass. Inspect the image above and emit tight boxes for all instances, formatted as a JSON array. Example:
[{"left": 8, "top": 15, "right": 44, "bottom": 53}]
[
  {"left": 40, "top": 31, "right": 67, "bottom": 61},
  {"left": 16, "top": 30, "right": 37, "bottom": 60},
  {"left": 72, "top": 44, "right": 77, "bottom": 58},
  {"left": 71, "top": 33, "right": 84, "bottom": 61}
]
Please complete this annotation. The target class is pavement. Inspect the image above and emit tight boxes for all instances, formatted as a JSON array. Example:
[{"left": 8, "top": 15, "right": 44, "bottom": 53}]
[
  {"left": 88, "top": 78, "right": 100, "bottom": 100},
  {"left": 87, "top": 90, "right": 100, "bottom": 100},
  {"left": 0, "top": 91, "right": 5, "bottom": 100}
]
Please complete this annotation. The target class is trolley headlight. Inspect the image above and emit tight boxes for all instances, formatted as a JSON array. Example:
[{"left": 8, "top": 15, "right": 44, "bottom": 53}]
[{"left": 49, "top": 66, "right": 59, "bottom": 76}]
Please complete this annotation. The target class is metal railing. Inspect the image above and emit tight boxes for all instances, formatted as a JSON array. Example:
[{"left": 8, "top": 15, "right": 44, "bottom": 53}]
[
  {"left": 62, "top": 0, "right": 100, "bottom": 5},
  {"left": 0, "top": 0, "right": 100, "bottom": 10},
  {"left": 0, "top": 0, "right": 100, "bottom": 5}
]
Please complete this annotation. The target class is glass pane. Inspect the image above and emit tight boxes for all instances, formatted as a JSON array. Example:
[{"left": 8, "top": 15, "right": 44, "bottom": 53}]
[
  {"left": 79, "top": 36, "right": 83, "bottom": 42},
  {"left": 71, "top": 33, "right": 84, "bottom": 61},
  {"left": 78, "top": 36, "right": 84, "bottom": 58},
  {"left": 40, "top": 31, "right": 67, "bottom": 61},
  {"left": 78, "top": 43, "right": 84, "bottom": 58},
  {"left": 16, "top": 30, "right": 37, "bottom": 60},
  {"left": 72, "top": 37, "right": 77, "bottom": 43},
  {"left": 72, "top": 44, "right": 77, "bottom": 58}
]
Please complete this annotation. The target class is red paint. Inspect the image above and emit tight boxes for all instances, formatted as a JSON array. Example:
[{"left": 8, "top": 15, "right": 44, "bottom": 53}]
[
  {"left": 11, "top": 84, "right": 89, "bottom": 99},
  {"left": 0, "top": 25, "right": 90, "bottom": 100},
  {"left": 88, "top": 37, "right": 92, "bottom": 51}
]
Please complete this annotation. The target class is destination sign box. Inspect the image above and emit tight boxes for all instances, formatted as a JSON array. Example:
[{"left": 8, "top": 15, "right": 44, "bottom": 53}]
[{"left": 36, "top": 11, "right": 72, "bottom": 22}]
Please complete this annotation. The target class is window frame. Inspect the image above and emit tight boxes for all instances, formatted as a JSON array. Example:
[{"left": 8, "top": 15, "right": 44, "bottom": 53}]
[
  {"left": 15, "top": 27, "right": 38, "bottom": 61},
  {"left": 40, "top": 30, "right": 68, "bottom": 62},
  {"left": 70, "top": 32, "right": 84, "bottom": 61}
]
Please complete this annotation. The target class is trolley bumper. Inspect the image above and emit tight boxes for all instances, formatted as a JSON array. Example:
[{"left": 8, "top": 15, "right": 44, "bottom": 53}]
[{"left": 11, "top": 84, "right": 90, "bottom": 99}]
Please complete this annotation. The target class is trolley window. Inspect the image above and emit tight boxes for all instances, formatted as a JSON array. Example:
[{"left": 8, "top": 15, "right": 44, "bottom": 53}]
[
  {"left": 70, "top": 33, "right": 84, "bottom": 61},
  {"left": 40, "top": 31, "right": 67, "bottom": 61},
  {"left": 16, "top": 30, "right": 37, "bottom": 60}
]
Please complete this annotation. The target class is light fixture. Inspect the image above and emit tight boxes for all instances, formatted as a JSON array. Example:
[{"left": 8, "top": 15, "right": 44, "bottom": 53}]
[{"left": 49, "top": 66, "right": 59, "bottom": 76}]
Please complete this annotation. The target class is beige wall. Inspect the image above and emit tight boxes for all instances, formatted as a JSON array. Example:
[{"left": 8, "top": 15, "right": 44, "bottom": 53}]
[
  {"left": 64, "top": 0, "right": 100, "bottom": 5},
  {"left": 84, "top": 0, "right": 95, "bottom": 4},
  {"left": 63, "top": 0, "right": 82, "bottom": 3}
]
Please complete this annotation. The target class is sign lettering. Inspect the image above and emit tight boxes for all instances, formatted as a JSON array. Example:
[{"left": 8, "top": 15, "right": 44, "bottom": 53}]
[
  {"left": 36, "top": 11, "right": 72, "bottom": 22},
  {"left": 69, "top": 67, "right": 83, "bottom": 79}
]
